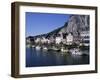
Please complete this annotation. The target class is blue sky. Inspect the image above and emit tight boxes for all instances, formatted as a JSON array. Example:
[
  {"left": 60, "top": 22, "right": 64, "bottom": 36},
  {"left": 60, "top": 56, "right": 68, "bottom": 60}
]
[{"left": 26, "top": 12, "right": 71, "bottom": 37}]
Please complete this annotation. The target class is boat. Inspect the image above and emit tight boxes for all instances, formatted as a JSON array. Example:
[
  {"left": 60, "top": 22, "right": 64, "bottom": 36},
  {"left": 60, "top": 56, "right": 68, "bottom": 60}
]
[
  {"left": 32, "top": 45, "right": 35, "bottom": 48},
  {"left": 42, "top": 47, "right": 48, "bottom": 50},
  {"left": 61, "top": 47, "right": 68, "bottom": 52},
  {"left": 52, "top": 47, "right": 60, "bottom": 51},
  {"left": 48, "top": 47, "right": 60, "bottom": 52},
  {"left": 26, "top": 44, "right": 31, "bottom": 48},
  {"left": 70, "top": 48, "right": 82, "bottom": 55},
  {"left": 36, "top": 46, "right": 41, "bottom": 50}
]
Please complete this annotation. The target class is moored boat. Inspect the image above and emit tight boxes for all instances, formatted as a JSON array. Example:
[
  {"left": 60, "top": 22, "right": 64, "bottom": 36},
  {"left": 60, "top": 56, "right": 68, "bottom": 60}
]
[
  {"left": 61, "top": 47, "right": 68, "bottom": 52},
  {"left": 48, "top": 47, "right": 60, "bottom": 51},
  {"left": 42, "top": 47, "right": 48, "bottom": 50},
  {"left": 26, "top": 44, "right": 31, "bottom": 48},
  {"left": 70, "top": 48, "right": 82, "bottom": 55},
  {"left": 32, "top": 45, "right": 35, "bottom": 48},
  {"left": 36, "top": 46, "right": 41, "bottom": 50}
]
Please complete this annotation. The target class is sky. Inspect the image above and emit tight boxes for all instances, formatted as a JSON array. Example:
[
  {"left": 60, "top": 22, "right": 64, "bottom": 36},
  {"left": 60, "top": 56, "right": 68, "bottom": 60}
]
[{"left": 26, "top": 12, "right": 71, "bottom": 37}]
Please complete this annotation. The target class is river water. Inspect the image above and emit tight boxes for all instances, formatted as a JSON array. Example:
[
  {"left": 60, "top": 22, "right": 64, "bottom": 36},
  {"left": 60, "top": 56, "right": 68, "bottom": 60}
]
[{"left": 26, "top": 47, "right": 89, "bottom": 67}]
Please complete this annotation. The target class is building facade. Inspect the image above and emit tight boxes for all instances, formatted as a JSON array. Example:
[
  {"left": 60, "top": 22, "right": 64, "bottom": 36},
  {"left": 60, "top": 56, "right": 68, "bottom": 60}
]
[{"left": 80, "top": 31, "right": 89, "bottom": 46}]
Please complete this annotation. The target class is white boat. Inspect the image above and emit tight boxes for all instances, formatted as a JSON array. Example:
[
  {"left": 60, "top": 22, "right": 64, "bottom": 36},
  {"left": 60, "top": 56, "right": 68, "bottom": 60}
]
[
  {"left": 36, "top": 46, "right": 41, "bottom": 50},
  {"left": 61, "top": 48, "right": 68, "bottom": 52},
  {"left": 43, "top": 47, "right": 48, "bottom": 50},
  {"left": 47, "top": 46, "right": 60, "bottom": 51},
  {"left": 51, "top": 47, "right": 60, "bottom": 51},
  {"left": 26, "top": 44, "right": 31, "bottom": 48},
  {"left": 70, "top": 48, "right": 82, "bottom": 55},
  {"left": 32, "top": 45, "right": 35, "bottom": 48}
]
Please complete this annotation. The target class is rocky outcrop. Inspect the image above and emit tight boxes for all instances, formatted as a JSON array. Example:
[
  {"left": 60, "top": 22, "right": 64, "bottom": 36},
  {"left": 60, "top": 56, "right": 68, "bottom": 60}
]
[{"left": 46, "top": 15, "right": 89, "bottom": 38}]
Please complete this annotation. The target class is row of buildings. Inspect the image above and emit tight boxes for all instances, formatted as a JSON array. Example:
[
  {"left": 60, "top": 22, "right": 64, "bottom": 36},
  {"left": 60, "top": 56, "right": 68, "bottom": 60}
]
[{"left": 26, "top": 30, "right": 89, "bottom": 47}]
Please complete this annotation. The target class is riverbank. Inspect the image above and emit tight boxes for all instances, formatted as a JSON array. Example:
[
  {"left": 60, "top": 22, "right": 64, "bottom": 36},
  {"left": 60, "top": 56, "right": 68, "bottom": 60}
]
[
  {"left": 26, "top": 44, "right": 89, "bottom": 56},
  {"left": 26, "top": 47, "right": 89, "bottom": 67}
]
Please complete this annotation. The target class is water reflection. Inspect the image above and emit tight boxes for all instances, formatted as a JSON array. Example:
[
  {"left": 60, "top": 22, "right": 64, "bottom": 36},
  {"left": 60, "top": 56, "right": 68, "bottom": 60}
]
[{"left": 26, "top": 47, "right": 89, "bottom": 67}]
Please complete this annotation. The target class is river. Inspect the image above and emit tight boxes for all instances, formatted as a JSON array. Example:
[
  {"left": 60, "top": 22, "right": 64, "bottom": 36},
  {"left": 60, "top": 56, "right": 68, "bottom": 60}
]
[{"left": 26, "top": 47, "right": 89, "bottom": 67}]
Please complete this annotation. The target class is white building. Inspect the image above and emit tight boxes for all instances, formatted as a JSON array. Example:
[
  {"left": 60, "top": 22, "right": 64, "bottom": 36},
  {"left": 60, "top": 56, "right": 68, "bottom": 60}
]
[
  {"left": 55, "top": 36, "right": 62, "bottom": 44},
  {"left": 35, "top": 38, "right": 41, "bottom": 43},
  {"left": 41, "top": 37, "right": 48, "bottom": 44},
  {"left": 80, "top": 31, "right": 89, "bottom": 37},
  {"left": 66, "top": 33, "right": 73, "bottom": 45},
  {"left": 49, "top": 37, "right": 55, "bottom": 43},
  {"left": 80, "top": 31, "right": 89, "bottom": 46},
  {"left": 26, "top": 38, "right": 31, "bottom": 44}
]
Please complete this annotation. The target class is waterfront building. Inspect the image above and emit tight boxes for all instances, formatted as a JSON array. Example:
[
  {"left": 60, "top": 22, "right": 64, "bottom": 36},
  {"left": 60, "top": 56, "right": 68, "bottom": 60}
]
[
  {"left": 49, "top": 36, "right": 55, "bottom": 43},
  {"left": 26, "top": 38, "right": 31, "bottom": 44},
  {"left": 66, "top": 33, "right": 73, "bottom": 45},
  {"left": 55, "top": 34, "right": 63, "bottom": 44},
  {"left": 35, "top": 38, "right": 41, "bottom": 43},
  {"left": 55, "top": 36, "right": 62, "bottom": 44},
  {"left": 41, "top": 37, "right": 48, "bottom": 44},
  {"left": 80, "top": 31, "right": 89, "bottom": 46},
  {"left": 26, "top": 36, "right": 34, "bottom": 45}
]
